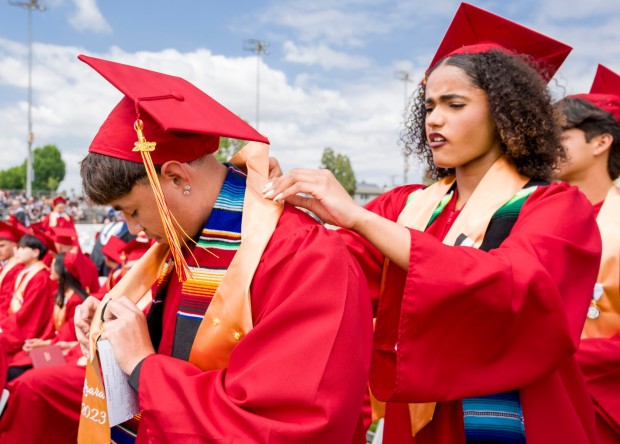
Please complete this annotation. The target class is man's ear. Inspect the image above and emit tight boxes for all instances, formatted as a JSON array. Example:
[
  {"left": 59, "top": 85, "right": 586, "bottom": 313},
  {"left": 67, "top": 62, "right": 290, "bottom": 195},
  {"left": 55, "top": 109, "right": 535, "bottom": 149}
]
[
  {"left": 160, "top": 161, "right": 190, "bottom": 189},
  {"left": 593, "top": 133, "right": 613, "bottom": 156}
]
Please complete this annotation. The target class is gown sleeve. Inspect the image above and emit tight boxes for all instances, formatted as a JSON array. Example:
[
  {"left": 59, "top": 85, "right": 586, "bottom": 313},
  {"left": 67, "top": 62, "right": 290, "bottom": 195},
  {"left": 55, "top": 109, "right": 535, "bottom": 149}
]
[
  {"left": 135, "top": 212, "right": 374, "bottom": 443},
  {"left": 337, "top": 184, "right": 424, "bottom": 312},
  {"left": 370, "top": 182, "right": 602, "bottom": 402}
]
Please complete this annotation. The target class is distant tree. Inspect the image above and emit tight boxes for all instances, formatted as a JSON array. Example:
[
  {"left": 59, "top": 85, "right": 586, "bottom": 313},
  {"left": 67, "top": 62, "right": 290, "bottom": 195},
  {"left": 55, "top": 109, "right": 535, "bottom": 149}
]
[
  {"left": 214, "top": 137, "right": 245, "bottom": 163},
  {"left": 33, "top": 144, "right": 65, "bottom": 192},
  {"left": 0, "top": 163, "right": 26, "bottom": 189},
  {"left": 320, "top": 147, "right": 357, "bottom": 196},
  {"left": 0, "top": 144, "right": 65, "bottom": 192}
]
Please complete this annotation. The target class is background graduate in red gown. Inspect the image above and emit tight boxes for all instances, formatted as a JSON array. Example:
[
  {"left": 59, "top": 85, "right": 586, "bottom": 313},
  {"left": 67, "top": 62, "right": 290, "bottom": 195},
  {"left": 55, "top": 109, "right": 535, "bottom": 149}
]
[
  {"left": 0, "top": 222, "right": 26, "bottom": 321},
  {"left": 555, "top": 64, "right": 620, "bottom": 444},
  {"left": 40, "top": 195, "right": 75, "bottom": 231},
  {"left": 0, "top": 233, "right": 54, "bottom": 367},
  {"left": 264, "top": 3, "right": 601, "bottom": 443}
]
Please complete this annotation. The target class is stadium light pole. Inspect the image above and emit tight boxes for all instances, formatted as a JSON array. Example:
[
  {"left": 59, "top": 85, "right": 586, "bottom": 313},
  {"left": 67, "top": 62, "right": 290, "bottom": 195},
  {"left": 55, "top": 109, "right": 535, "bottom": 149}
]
[
  {"left": 395, "top": 70, "right": 414, "bottom": 185},
  {"left": 243, "top": 39, "right": 269, "bottom": 131},
  {"left": 9, "top": 0, "right": 46, "bottom": 198}
]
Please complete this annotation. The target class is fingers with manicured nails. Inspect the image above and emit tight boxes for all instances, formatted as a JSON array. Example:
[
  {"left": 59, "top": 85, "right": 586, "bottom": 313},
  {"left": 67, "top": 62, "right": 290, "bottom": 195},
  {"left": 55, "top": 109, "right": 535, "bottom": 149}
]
[
  {"left": 263, "top": 168, "right": 365, "bottom": 229},
  {"left": 264, "top": 169, "right": 330, "bottom": 202}
]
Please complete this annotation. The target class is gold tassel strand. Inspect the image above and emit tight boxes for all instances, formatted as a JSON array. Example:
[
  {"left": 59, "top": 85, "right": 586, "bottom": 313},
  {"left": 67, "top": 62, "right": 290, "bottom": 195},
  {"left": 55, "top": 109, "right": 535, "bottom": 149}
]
[{"left": 133, "top": 119, "right": 193, "bottom": 281}]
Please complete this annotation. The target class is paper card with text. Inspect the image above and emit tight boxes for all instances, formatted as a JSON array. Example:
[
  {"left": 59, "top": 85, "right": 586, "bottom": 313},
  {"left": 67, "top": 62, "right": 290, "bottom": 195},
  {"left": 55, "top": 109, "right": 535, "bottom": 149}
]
[{"left": 98, "top": 339, "right": 139, "bottom": 427}]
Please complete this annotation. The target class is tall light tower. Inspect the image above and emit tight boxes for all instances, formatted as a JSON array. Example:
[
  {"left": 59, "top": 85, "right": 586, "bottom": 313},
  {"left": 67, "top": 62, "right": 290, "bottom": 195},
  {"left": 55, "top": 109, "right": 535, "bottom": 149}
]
[
  {"left": 10, "top": 0, "right": 46, "bottom": 198},
  {"left": 395, "top": 70, "right": 414, "bottom": 185},
  {"left": 243, "top": 39, "right": 269, "bottom": 131}
]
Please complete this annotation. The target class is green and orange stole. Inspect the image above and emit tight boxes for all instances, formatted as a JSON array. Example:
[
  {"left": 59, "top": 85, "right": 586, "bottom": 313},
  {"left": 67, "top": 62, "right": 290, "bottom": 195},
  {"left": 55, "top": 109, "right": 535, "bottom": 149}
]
[
  {"left": 78, "top": 142, "right": 282, "bottom": 444},
  {"left": 379, "top": 156, "right": 536, "bottom": 436}
]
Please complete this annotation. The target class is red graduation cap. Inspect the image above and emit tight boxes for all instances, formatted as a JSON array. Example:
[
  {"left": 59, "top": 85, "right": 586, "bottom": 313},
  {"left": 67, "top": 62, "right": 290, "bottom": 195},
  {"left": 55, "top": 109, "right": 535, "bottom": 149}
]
[
  {"left": 62, "top": 251, "right": 98, "bottom": 292},
  {"left": 0, "top": 221, "right": 26, "bottom": 243},
  {"left": 101, "top": 235, "right": 127, "bottom": 265},
  {"left": 52, "top": 195, "right": 67, "bottom": 207},
  {"left": 428, "top": 3, "right": 572, "bottom": 81},
  {"left": 29, "top": 227, "right": 57, "bottom": 255},
  {"left": 79, "top": 54, "right": 269, "bottom": 164},
  {"left": 120, "top": 238, "right": 153, "bottom": 263},
  {"left": 79, "top": 54, "right": 270, "bottom": 281},
  {"left": 572, "top": 65, "right": 620, "bottom": 124},
  {"left": 50, "top": 227, "right": 79, "bottom": 247}
]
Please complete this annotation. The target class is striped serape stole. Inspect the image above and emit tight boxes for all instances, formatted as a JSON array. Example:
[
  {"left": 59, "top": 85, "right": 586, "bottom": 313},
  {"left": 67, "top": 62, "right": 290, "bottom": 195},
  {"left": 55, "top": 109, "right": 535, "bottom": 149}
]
[
  {"left": 462, "top": 390, "right": 525, "bottom": 443},
  {"left": 111, "top": 415, "right": 141, "bottom": 444},
  {"left": 172, "top": 166, "right": 245, "bottom": 360},
  {"left": 111, "top": 166, "right": 246, "bottom": 443}
]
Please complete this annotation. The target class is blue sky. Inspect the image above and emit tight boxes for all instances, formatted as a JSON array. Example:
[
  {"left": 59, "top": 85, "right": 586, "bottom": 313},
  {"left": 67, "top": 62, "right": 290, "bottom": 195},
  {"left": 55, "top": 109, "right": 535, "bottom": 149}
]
[{"left": 1, "top": 0, "right": 620, "bottom": 194}]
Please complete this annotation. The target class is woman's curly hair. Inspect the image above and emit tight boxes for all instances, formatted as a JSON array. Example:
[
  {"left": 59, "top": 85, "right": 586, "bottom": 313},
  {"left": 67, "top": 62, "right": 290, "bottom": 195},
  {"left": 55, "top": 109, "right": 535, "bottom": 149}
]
[{"left": 402, "top": 50, "right": 565, "bottom": 181}]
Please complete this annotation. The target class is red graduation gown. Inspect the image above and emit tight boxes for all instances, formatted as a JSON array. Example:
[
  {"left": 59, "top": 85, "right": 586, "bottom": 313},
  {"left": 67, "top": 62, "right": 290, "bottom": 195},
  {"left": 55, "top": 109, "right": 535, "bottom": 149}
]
[
  {"left": 577, "top": 334, "right": 620, "bottom": 443},
  {"left": 0, "top": 341, "right": 6, "bottom": 388},
  {"left": 136, "top": 206, "right": 373, "bottom": 443},
  {"left": 341, "top": 182, "right": 601, "bottom": 443},
  {"left": 0, "top": 362, "right": 86, "bottom": 444},
  {"left": 0, "top": 267, "right": 55, "bottom": 359}
]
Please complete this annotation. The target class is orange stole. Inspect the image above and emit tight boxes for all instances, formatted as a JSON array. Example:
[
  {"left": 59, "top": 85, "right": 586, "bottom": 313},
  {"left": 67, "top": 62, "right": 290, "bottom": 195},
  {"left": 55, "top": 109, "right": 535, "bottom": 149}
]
[
  {"left": 8, "top": 262, "right": 47, "bottom": 315},
  {"left": 385, "top": 156, "right": 528, "bottom": 435},
  {"left": 53, "top": 290, "right": 74, "bottom": 331},
  {"left": 78, "top": 142, "right": 282, "bottom": 443},
  {"left": 188, "top": 142, "right": 283, "bottom": 370}
]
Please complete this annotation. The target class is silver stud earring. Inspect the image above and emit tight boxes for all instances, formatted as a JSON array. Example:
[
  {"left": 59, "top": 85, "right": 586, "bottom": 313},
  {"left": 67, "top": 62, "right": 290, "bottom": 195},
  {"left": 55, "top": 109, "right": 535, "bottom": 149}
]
[{"left": 183, "top": 184, "right": 190, "bottom": 195}]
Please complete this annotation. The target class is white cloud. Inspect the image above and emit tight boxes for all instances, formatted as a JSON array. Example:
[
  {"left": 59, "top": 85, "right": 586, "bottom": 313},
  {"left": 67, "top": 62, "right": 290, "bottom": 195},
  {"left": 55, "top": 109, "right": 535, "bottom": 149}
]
[
  {"left": 256, "top": 0, "right": 458, "bottom": 49},
  {"left": 259, "top": 2, "right": 377, "bottom": 47},
  {"left": 3, "top": 0, "right": 620, "bottom": 196},
  {"left": 282, "top": 41, "right": 371, "bottom": 70},
  {"left": 535, "top": 0, "right": 620, "bottom": 20},
  {"left": 68, "top": 0, "right": 111, "bottom": 33},
  {"left": 0, "top": 41, "right": 408, "bottom": 194}
]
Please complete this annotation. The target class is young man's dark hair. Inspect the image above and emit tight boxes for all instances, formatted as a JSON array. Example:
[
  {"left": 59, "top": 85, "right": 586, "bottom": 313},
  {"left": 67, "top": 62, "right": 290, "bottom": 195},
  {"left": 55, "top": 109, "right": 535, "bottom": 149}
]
[
  {"left": 556, "top": 96, "right": 620, "bottom": 180},
  {"left": 17, "top": 234, "right": 47, "bottom": 260}
]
